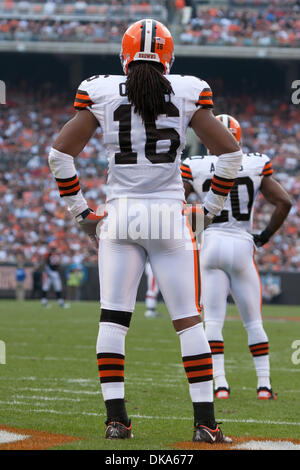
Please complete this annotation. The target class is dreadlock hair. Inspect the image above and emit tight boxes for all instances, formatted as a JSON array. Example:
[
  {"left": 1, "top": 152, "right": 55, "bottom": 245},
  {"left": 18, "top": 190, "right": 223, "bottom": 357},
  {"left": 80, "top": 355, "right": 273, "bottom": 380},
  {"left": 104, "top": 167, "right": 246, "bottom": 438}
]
[{"left": 125, "top": 61, "right": 174, "bottom": 123}]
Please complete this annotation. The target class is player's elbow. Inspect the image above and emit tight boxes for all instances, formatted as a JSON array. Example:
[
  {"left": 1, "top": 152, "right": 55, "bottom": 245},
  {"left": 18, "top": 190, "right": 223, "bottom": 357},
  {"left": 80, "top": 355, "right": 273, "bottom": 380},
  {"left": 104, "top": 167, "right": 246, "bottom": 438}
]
[
  {"left": 215, "top": 140, "right": 240, "bottom": 156},
  {"left": 283, "top": 197, "right": 292, "bottom": 212},
  {"left": 52, "top": 139, "right": 69, "bottom": 155},
  {"left": 225, "top": 137, "right": 240, "bottom": 153},
  {"left": 278, "top": 195, "right": 292, "bottom": 214}
]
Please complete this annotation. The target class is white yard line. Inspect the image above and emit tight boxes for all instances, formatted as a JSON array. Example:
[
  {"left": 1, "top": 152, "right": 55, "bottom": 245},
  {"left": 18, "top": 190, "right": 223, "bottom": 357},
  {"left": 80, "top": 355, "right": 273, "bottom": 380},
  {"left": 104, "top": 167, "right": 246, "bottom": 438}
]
[
  {"left": 17, "top": 387, "right": 100, "bottom": 395},
  {"left": 9, "top": 355, "right": 91, "bottom": 362},
  {"left": 17, "top": 394, "right": 83, "bottom": 402}
]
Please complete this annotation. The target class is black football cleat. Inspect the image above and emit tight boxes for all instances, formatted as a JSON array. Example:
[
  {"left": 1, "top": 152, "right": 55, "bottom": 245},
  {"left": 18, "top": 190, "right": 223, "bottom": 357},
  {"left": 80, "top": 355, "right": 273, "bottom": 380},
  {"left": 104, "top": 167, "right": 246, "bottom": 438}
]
[
  {"left": 257, "top": 387, "right": 278, "bottom": 400},
  {"left": 193, "top": 423, "right": 232, "bottom": 444},
  {"left": 105, "top": 420, "right": 133, "bottom": 439}
]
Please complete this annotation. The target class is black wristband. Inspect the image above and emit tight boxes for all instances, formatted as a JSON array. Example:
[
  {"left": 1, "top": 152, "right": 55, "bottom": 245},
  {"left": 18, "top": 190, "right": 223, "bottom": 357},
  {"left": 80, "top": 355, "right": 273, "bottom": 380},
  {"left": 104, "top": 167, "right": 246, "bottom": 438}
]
[
  {"left": 260, "top": 227, "right": 273, "bottom": 243},
  {"left": 80, "top": 208, "right": 93, "bottom": 219}
]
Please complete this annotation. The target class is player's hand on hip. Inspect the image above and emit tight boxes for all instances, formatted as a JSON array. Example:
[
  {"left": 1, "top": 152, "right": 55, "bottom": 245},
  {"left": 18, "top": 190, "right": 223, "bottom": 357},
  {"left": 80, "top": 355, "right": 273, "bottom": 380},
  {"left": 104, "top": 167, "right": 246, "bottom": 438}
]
[
  {"left": 75, "top": 208, "right": 107, "bottom": 248},
  {"left": 252, "top": 228, "right": 272, "bottom": 248},
  {"left": 183, "top": 204, "right": 214, "bottom": 233}
]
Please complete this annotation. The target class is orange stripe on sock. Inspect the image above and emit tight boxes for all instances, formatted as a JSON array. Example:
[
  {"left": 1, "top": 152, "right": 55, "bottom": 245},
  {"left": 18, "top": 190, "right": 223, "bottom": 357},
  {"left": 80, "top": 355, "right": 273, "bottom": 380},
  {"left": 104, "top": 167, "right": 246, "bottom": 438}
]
[
  {"left": 183, "top": 358, "right": 212, "bottom": 368},
  {"left": 97, "top": 358, "right": 125, "bottom": 366},
  {"left": 186, "top": 369, "right": 213, "bottom": 378},
  {"left": 98, "top": 370, "right": 124, "bottom": 377}
]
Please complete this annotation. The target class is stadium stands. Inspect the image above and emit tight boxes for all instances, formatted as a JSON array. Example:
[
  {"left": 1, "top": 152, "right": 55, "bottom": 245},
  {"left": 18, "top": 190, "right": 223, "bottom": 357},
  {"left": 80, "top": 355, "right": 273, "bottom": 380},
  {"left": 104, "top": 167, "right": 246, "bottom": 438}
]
[
  {"left": 179, "top": 1, "right": 300, "bottom": 47},
  {"left": 0, "top": 0, "right": 299, "bottom": 47}
]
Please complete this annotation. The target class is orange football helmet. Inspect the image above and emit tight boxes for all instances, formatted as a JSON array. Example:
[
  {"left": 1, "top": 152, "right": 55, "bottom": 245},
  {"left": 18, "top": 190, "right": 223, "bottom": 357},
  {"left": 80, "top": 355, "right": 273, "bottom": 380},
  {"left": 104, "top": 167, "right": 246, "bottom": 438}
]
[
  {"left": 216, "top": 114, "right": 242, "bottom": 143},
  {"left": 120, "top": 19, "right": 174, "bottom": 75}
]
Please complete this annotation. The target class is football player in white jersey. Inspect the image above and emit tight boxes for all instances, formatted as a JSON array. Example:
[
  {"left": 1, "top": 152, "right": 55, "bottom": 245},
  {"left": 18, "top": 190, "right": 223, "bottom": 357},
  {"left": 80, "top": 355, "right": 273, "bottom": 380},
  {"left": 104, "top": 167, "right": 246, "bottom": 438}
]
[
  {"left": 144, "top": 261, "right": 160, "bottom": 318},
  {"left": 181, "top": 114, "right": 292, "bottom": 400},
  {"left": 48, "top": 19, "right": 243, "bottom": 443}
]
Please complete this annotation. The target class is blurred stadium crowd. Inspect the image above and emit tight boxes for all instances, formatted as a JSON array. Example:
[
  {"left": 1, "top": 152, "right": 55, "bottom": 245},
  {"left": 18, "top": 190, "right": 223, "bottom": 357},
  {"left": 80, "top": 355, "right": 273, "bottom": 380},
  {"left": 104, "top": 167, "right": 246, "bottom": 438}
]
[
  {"left": 0, "top": 0, "right": 300, "bottom": 47},
  {"left": 1, "top": 86, "right": 299, "bottom": 272}
]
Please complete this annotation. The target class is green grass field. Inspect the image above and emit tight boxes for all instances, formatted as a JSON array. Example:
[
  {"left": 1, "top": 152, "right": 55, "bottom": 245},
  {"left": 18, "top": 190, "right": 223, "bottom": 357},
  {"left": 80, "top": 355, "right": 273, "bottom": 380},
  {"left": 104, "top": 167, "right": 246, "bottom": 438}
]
[{"left": 0, "top": 300, "right": 299, "bottom": 450}]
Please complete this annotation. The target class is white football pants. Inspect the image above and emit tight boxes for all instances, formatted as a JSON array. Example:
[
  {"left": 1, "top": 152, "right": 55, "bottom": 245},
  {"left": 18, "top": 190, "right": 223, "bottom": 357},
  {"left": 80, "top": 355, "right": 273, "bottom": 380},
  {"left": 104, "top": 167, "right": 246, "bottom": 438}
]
[
  {"left": 98, "top": 198, "right": 202, "bottom": 321},
  {"left": 200, "top": 231, "right": 262, "bottom": 328}
]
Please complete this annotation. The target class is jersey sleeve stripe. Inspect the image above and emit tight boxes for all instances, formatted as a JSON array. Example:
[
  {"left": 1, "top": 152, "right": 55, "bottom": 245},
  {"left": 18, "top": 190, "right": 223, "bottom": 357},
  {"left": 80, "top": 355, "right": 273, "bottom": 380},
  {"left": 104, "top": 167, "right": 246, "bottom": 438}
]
[
  {"left": 74, "top": 101, "right": 93, "bottom": 109},
  {"left": 75, "top": 97, "right": 94, "bottom": 105},
  {"left": 262, "top": 169, "right": 274, "bottom": 176},
  {"left": 75, "top": 93, "right": 93, "bottom": 101},
  {"left": 261, "top": 163, "right": 273, "bottom": 175},
  {"left": 77, "top": 89, "right": 90, "bottom": 96},
  {"left": 181, "top": 172, "right": 193, "bottom": 180},
  {"left": 261, "top": 162, "right": 274, "bottom": 176},
  {"left": 196, "top": 87, "right": 214, "bottom": 108},
  {"left": 197, "top": 99, "right": 213, "bottom": 107},
  {"left": 200, "top": 90, "right": 213, "bottom": 97},
  {"left": 200, "top": 87, "right": 212, "bottom": 96},
  {"left": 74, "top": 89, "right": 94, "bottom": 109},
  {"left": 180, "top": 164, "right": 192, "bottom": 173}
]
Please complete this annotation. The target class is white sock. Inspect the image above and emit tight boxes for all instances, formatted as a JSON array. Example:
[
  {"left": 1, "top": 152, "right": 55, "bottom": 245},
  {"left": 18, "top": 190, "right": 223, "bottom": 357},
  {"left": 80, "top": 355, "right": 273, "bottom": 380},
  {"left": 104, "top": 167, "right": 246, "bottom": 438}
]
[
  {"left": 96, "top": 322, "right": 128, "bottom": 401},
  {"left": 246, "top": 321, "right": 270, "bottom": 389},
  {"left": 205, "top": 321, "right": 228, "bottom": 390}
]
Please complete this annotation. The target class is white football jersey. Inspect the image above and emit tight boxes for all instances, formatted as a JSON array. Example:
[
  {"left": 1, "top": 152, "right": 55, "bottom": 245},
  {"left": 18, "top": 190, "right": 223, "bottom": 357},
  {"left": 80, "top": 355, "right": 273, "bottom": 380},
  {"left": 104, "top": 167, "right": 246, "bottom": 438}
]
[
  {"left": 181, "top": 152, "right": 274, "bottom": 240},
  {"left": 74, "top": 74, "right": 213, "bottom": 202}
]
